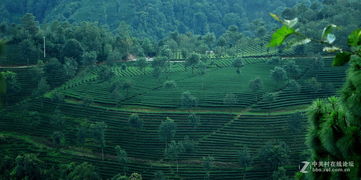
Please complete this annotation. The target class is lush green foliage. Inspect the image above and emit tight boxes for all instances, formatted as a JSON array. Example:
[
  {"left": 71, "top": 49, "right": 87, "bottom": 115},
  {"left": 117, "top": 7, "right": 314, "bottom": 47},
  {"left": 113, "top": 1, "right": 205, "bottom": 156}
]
[
  {"left": 269, "top": 7, "right": 361, "bottom": 180},
  {"left": 0, "top": 0, "right": 301, "bottom": 38}
]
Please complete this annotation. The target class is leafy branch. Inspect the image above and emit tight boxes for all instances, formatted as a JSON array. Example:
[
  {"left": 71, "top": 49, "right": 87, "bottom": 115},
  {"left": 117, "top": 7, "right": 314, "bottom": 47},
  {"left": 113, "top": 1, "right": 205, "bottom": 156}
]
[{"left": 268, "top": 13, "right": 361, "bottom": 66}]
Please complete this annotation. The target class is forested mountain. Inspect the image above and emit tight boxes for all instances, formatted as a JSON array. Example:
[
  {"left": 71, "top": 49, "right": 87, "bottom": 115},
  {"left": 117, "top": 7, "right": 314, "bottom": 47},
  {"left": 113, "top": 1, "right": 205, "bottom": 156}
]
[{"left": 1, "top": 0, "right": 303, "bottom": 38}]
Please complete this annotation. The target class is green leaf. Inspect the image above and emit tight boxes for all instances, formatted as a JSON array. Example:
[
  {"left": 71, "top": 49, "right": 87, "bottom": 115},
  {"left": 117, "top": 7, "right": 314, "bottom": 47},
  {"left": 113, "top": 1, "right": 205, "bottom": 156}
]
[
  {"left": 268, "top": 25, "right": 295, "bottom": 47},
  {"left": 348, "top": 29, "right": 361, "bottom": 47},
  {"left": 332, "top": 52, "right": 352, "bottom": 66},
  {"left": 321, "top": 24, "right": 337, "bottom": 42}
]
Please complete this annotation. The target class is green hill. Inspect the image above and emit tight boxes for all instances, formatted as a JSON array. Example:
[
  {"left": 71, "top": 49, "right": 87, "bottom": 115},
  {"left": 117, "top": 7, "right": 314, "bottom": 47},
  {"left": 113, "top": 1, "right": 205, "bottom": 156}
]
[{"left": 0, "top": 56, "right": 347, "bottom": 179}]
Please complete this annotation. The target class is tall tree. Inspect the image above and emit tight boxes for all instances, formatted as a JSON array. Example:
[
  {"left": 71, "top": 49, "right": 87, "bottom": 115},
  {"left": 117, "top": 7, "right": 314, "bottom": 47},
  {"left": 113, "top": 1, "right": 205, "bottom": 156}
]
[
  {"left": 185, "top": 53, "right": 200, "bottom": 74},
  {"left": 63, "top": 39, "right": 84, "bottom": 62},
  {"left": 181, "top": 91, "right": 198, "bottom": 111},
  {"left": 262, "top": 93, "right": 276, "bottom": 115},
  {"left": 90, "top": 122, "right": 108, "bottom": 160},
  {"left": 43, "top": 58, "right": 66, "bottom": 87},
  {"left": 21, "top": 13, "right": 39, "bottom": 35},
  {"left": 64, "top": 162, "right": 101, "bottom": 180},
  {"left": 81, "top": 51, "right": 98, "bottom": 66},
  {"left": 238, "top": 146, "right": 253, "bottom": 180},
  {"left": 249, "top": 78, "right": 263, "bottom": 101},
  {"left": 159, "top": 117, "right": 177, "bottom": 146},
  {"left": 270, "top": 66, "right": 288, "bottom": 84},
  {"left": 232, "top": 58, "right": 244, "bottom": 74},
  {"left": 257, "top": 140, "right": 290, "bottom": 176},
  {"left": 164, "top": 140, "right": 184, "bottom": 173},
  {"left": 202, "top": 156, "right": 214, "bottom": 180},
  {"left": 128, "top": 113, "right": 143, "bottom": 129},
  {"left": 188, "top": 113, "right": 201, "bottom": 129},
  {"left": 10, "top": 154, "right": 44, "bottom": 180},
  {"left": 283, "top": 60, "right": 300, "bottom": 79},
  {"left": 115, "top": 145, "right": 128, "bottom": 176}
]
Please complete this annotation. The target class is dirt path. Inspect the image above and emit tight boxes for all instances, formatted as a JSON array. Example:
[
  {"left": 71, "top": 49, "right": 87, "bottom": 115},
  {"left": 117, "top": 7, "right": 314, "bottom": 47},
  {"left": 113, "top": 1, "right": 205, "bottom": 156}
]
[{"left": 0, "top": 64, "right": 39, "bottom": 69}]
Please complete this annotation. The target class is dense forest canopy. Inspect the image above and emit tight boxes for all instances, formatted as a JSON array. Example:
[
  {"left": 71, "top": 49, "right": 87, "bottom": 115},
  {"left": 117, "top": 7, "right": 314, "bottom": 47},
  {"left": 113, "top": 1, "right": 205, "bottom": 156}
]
[
  {"left": 1, "top": 0, "right": 360, "bottom": 67},
  {"left": 1, "top": 0, "right": 304, "bottom": 38}
]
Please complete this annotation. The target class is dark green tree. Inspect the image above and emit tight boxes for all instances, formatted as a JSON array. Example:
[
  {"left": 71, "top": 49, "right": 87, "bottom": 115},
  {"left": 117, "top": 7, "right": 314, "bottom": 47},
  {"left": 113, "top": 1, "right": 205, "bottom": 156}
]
[
  {"left": 122, "top": 80, "right": 132, "bottom": 97},
  {"left": 232, "top": 58, "right": 245, "bottom": 74},
  {"left": 115, "top": 145, "right": 128, "bottom": 175},
  {"left": 63, "top": 39, "right": 84, "bottom": 63},
  {"left": 163, "top": 80, "right": 177, "bottom": 89},
  {"left": 90, "top": 121, "right": 108, "bottom": 160},
  {"left": 81, "top": 51, "right": 98, "bottom": 66},
  {"left": 185, "top": 53, "right": 200, "bottom": 74},
  {"left": 44, "top": 58, "right": 66, "bottom": 87},
  {"left": 50, "top": 108, "right": 65, "bottom": 129},
  {"left": 153, "top": 171, "right": 166, "bottom": 180},
  {"left": 151, "top": 56, "right": 167, "bottom": 78},
  {"left": 283, "top": 60, "right": 300, "bottom": 79},
  {"left": 188, "top": 113, "right": 201, "bottom": 129},
  {"left": 10, "top": 154, "right": 44, "bottom": 180},
  {"left": 159, "top": 117, "right": 177, "bottom": 146},
  {"left": 21, "top": 13, "right": 39, "bottom": 35},
  {"left": 270, "top": 66, "right": 288, "bottom": 84},
  {"left": 65, "top": 162, "right": 101, "bottom": 180},
  {"left": 164, "top": 140, "right": 184, "bottom": 173},
  {"left": 76, "top": 124, "right": 89, "bottom": 146},
  {"left": 287, "top": 112, "right": 304, "bottom": 134},
  {"left": 32, "top": 78, "right": 50, "bottom": 97},
  {"left": 257, "top": 140, "right": 290, "bottom": 174},
  {"left": 129, "top": 173, "right": 142, "bottom": 180},
  {"left": 63, "top": 57, "right": 79, "bottom": 79},
  {"left": 52, "top": 131, "right": 65, "bottom": 147},
  {"left": 2, "top": 71, "right": 21, "bottom": 104},
  {"left": 272, "top": 166, "right": 290, "bottom": 180},
  {"left": 249, "top": 78, "right": 263, "bottom": 101},
  {"left": 303, "top": 77, "right": 321, "bottom": 96},
  {"left": 238, "top": 146, "right": 253, "bottom": 180},
  {"left": 181, "top": 135, "right": 196, "bottom": 154},
  {"left": 98, "top": 66, "right": 115, "bottom": 82},
  {"left": 128, "top": 113, "right": 143, "bottom": 129},
  {"left": 262, "top": 93, "right": 276, "bottom": 115},
  {"left": 181, "top": 91, "right": 198, "bottom": 111},
  {"left": 287, "top": 79, "right": 301, "bottom": 93},
  {"left": 0, "top": 155, "right": 13, "bottom": 179},
  {"left": 202, "top": 155, "right": 214, "bottom": 180}
]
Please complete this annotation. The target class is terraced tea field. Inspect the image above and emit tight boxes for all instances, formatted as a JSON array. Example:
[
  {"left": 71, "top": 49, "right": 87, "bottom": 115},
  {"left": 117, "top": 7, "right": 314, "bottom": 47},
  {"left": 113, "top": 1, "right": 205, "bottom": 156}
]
[{"left": 0, "top": 56, "right": 347, "bottom": 179}]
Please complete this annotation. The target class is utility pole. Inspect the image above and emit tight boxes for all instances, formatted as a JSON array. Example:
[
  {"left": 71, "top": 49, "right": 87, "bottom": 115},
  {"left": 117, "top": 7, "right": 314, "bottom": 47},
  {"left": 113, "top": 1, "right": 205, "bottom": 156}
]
[{"left": 43, "top": 36, "right": 46, "bottom": 58}]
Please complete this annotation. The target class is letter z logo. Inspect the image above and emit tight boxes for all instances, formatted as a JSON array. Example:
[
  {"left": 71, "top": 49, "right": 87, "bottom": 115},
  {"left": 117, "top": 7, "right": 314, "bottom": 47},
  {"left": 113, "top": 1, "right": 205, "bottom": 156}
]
[{"left": 300, "top": 161, "right": 310, "bottom": 173}]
